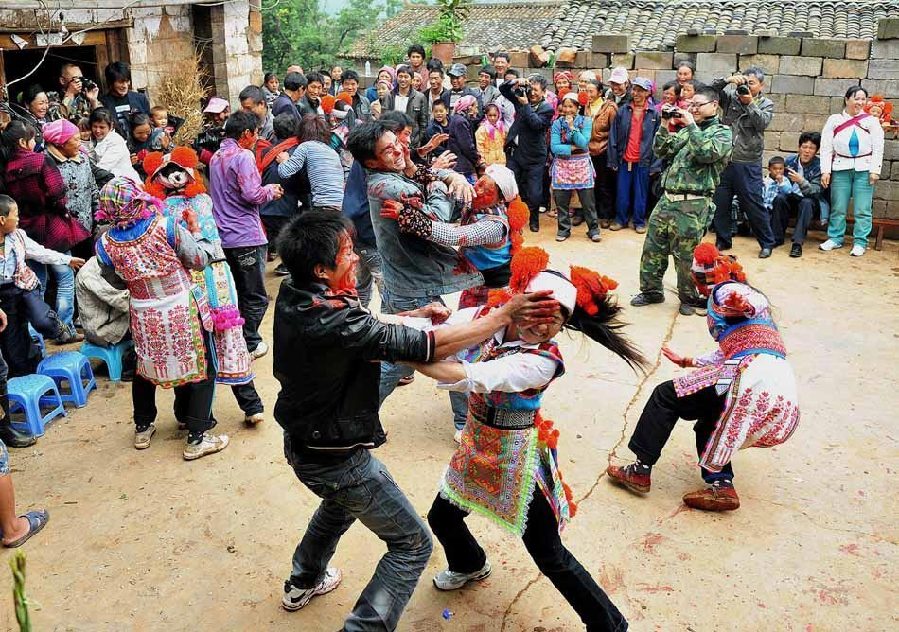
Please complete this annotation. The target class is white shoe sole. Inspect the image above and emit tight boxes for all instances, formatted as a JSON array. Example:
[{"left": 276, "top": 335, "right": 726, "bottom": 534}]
[
  {"left": 134, "top": 426, "right": 156, "bottom": 450},
  {"left": 183, "top": 435, "right": 230, "bottom": 461},
  {"left": 433, "top": 564, "right": 492, "bottom": 591},
  {"left": 282, "top": 569, "right": 342, "bottom": 611}
]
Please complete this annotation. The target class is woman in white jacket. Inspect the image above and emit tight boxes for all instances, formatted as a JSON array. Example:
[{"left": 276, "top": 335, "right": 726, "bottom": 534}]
[
  {"left": 89, "top": 107, "right": 142, "bottom": 184},
  {"left": 819, "top": 86, "right": 884, "bottom": 256}
]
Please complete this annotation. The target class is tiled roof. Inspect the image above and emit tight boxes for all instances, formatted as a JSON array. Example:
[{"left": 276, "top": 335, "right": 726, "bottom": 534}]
[
  {"left": 346, "top": 0, "right": 899, "bottom": 59},
  {"left": 542, "top": 0, "right": 899, "bottom": 52},
  {"left": 343, "top": 2, "right": 564, "bottom": 59}
]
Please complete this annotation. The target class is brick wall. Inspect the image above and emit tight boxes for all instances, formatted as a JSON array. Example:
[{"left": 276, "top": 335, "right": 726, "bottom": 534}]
[{"left": 485, "top": 19, "right": 899, "bottom": 222}]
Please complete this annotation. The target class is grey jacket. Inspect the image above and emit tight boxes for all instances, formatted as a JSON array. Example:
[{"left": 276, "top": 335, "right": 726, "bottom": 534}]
[
  {"left": 75, "top": 256, "right": 130, "bottom": 346},
  {"left": 713, "top": 79, "right": 773, "bottom": 163}
]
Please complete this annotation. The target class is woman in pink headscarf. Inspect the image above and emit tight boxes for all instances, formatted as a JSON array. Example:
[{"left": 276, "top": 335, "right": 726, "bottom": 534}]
[
  {"left": 43, "top": 119, "right": 99, "bottom": 240},
  {"left": 448, "top": 95, "right": 483, "bottom": 182}
]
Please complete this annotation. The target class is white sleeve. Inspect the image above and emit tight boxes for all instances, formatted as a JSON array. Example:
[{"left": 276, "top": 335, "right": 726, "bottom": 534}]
[
  {"left": 22, "top": 232, "right": 72, "bottom": 266},
  {"left": 870, "top": 120, "right": 885, "bottom": 176},
  {"left": 819, "top": 115, "right": 836, "bottom": 175},
  {"left": 437, "top": 352, "right": 558, "bottom": 394}
]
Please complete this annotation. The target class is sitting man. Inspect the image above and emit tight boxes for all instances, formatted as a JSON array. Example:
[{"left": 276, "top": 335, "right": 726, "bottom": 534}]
[
  {"left": 272, "top": 210, "right": 556, "bottom": 627},
  {"left": 770, "top": 132, "right": 828, "bottom": 258}
]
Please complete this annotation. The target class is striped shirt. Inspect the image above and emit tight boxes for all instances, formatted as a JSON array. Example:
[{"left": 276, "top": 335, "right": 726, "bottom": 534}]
[{"left": 277, "top": 140, "right": 345, "bottom": 209}]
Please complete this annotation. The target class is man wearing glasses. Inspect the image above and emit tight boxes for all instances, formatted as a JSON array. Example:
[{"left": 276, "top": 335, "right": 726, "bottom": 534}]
[
  {"left": 58, "top": 63, "right": 99, "bottom": 122},
  {"left": 630, "top": 85, "right": 734, "bottom": 316}
]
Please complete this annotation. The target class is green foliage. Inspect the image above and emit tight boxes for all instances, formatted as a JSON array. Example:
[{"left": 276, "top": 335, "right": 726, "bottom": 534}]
[
  {"left": 10, "top": 551, "right": 30, "bottom": 632},
  {"left": 418, "top": 0, "right": 471, "bottom": 44},
  {"left": 262, "top": 0, "right": 402, "bottom": 74}
]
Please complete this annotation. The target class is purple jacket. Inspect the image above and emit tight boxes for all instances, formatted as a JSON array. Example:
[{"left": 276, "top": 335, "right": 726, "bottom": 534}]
[{"left": 209, "top": 138, "right": 278, "bottom": 248}]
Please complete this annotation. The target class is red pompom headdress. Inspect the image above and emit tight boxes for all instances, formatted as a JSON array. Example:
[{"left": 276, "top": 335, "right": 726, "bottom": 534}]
[
  {"left": 691, "top": 242, "right": 747, "bottom": 296},
  {"left": 143, "top": 147, "right": 206, "bottom": 199}
]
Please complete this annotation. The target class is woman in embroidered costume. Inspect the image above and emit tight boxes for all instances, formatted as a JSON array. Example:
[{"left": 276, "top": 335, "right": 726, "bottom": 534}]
[
  {"left": 95, "top": 177, "right": 229, "bottom": 461},
  {"left": 608, "top": 243, "right": 800, "bottom": 511},
  {"left": 142, "top": 148, "right": 265, "bottom": 426},
  {"left": 409, "top": 247, "right": 646, "bottom": 631}
]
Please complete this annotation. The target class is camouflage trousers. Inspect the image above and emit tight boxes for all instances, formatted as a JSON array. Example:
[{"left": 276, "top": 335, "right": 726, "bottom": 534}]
[{"left": 639, "top": 194, "right": 712, "bottom": 302}]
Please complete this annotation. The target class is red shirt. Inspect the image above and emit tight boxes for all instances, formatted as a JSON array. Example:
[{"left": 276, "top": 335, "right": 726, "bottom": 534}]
[{"left": 624, "top": 106, "right": 645, "bottom": 163}]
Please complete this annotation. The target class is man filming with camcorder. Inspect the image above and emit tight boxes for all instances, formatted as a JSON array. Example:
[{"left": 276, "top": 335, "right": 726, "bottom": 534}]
[
  {"left": 500, "top": 74, "right": 554, "bottom": 232},
  {"left": 631, "top": 85, "right": 733, "bottom": 316}
]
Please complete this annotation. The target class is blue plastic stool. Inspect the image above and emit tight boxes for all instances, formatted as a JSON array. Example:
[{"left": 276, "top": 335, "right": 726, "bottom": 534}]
[
  {"left": 8, "top": 374, "right": 67, "bottom": 437},
  {"left": 31, "top": 331, "right": 45, "bottom": 359},
  {"left": 79, "top": 340, "right": 134, "bottom": 382},
  {"left": 37, "top": 351, "right": 97, "bottom": 408}
]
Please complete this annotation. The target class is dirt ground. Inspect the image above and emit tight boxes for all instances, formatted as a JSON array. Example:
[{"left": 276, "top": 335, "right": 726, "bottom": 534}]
[{"left": 1, "top": 223, "right": 897, "bottom": 632}]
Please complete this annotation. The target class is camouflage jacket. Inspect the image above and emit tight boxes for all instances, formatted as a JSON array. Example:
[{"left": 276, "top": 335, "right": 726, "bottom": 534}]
[{"left": 655, "top": 115, "right": 732, "bottom": 196}]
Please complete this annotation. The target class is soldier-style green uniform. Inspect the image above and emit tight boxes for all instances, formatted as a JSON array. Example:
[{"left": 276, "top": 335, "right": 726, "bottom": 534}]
[{"left": 639, "top": 116, "right": 732, "bottom": 302}]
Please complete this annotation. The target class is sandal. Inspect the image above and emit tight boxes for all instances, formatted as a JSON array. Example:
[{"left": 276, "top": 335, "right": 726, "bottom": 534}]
[
  {"left": 3, "top": 509, "right": 49, "bottom": 548},
  {"left": 547, "top": 209, "right": 558, "bottom": 218}
]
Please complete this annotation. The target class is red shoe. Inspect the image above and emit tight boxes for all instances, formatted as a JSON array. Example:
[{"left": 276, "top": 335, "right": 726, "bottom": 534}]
[
  {"left": 606, "top": 463, "right": 651, "bottom": 494},
  {"left": 397, "top": 375, "right": 414, "bottom": 387},
  {"left": 682, "top": 482, "right": 740, "bottom": 511}
]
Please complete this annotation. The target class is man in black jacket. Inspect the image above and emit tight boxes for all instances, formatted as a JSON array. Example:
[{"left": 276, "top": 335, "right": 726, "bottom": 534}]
[
  {"left": 500, "top": 75, "right": 555, "bottom": 232},
  {"left": 273, "top": 211, "right": 555, "bottom": 627}
]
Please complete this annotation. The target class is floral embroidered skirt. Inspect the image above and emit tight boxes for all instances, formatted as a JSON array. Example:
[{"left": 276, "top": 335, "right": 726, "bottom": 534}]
[
  {"left": 551, "top": 153, "right": 595, "bottom": 190},
  {"left": 440, "top": 416, "right": 573, "bottom": 536},
  {"left": 678, "top": 355, "right": 800, "bottom": 472},
  {"left": 195, "top": 261, "right": 254, "bottom": 385}
]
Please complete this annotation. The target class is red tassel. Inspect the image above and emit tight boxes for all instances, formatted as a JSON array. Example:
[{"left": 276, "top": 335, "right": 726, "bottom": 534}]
[
  {"left": 509, "top": 247, "right": 549, "bottom": 294},
  {"left": 693, "top": 242, "right": 719, "bottom": 265}
]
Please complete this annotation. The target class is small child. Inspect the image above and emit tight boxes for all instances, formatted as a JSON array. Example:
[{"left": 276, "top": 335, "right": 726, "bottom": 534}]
[
  {"left": 150, "top": 105, "right": 177, "bottom": 137},
  {"left": 423, "top": 100, "right": 450, "bottom": 156},
  {"left": 128, "top": 112, "right": 170, "bottom": 179},
  {"left": 763, "top": 156, "right": 793, "bottom": 213},
  {"left": 680, "top": 79, "right": 697, "bottom": 103},
  {"left": 0, "top": 195, "right": 85, "bottom": 376},
  {"left": 475, "top": 103, "right": 507, "bottom": 166}
]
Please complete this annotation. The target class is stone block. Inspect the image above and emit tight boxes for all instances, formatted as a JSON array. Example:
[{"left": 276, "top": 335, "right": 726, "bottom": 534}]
[
  {"left": 766, "top": 93, "right": 786, "bottom": 111},
  {"left": 676, "top": 34, "right": 717, "bottom": 53},
  {"left": 769, "top": 75, "right": 815, "bottom": 95},
  {"left": 822, "top": 59, "right": 869, "bottom": 80},
  {"left": 738, "top": 54, "right": 780, "bottom": 75},
  {"left": 877, "top": 18, "right": 899, "bottom": 40},
  {"left": 589, "top": 53, "right": 610, "bottom": 68},
  {"left": 801, "top": 38, "right": 846, "bottom": 58},
  {"left": 695, "top": 52, "right": 738, "bottom": 77},
  {"left": 830, "top": 97, "right": 846, "bottom": 114},
  {"left": 757, "top": 36, "right": 801, "bottom": 56},
  {"left": 784, "top": 95, "right": 832, "bottom": 114},
  {"left": 716, "top": 35, "right": 758, "bottom": 54},
  {"left": 764, "top": 132, "right": 781, "bottom": 152},
  {"left": 844, "top": 39, "right": 872, "bottom": 60},
  {"left": 592, "top": 34, "right": 630, "bottom": 54},
  {"left": 779, "top": 132, "right": 801, "bottom": 151},
  {"left": 610, "top": 52, "right": 635, "bottom": 70},
  {"left": 635, "top": 51, "right": 674, "bottom": 69},
  {"left": 884, "top": 140, "right": 899, "bottom": 161},
  {"left": 779, "top": 55, "right": 822, "bottom": 77},
  {"left": 769, "top": 113, "right": 804, "bottom": 132},
  {"left": 509, "top": 51, "right": 529, "bottom": 68},
  {"left": 872, "top": 200, "right": 889, "bottom": 219},
  {"left": 815, "top": 78, "right": 858, "bottom": 97},
  {"left": 861, "top": 79, "right": 899, "bottom": 98},
  {"left": 867, "top": 60, "right": 899, "bottom": 80},
  {"left": 673, "top": 52, "right": 696, "bottom": 67},
  {"left": 881, "top": 161, "right": 892, "bottom": 180},
  {"left": 873, "top": 180, "right": 899, "bottom": 202},
  {"left": 653, "top": 70, "right": 677, "bottom": 90},
  {"left": 871, "top": 39, "right": 899, "bottom": 59},
  {"left": 575, "top": 51, "right": 592, "bottom": 67}
]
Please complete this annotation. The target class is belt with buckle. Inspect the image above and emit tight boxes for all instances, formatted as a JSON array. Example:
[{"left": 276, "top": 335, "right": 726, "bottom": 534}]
[
  {"left": 665, "top": 191, "right": 708, "bottom": 201},
  {"left": 484, "top": 407, "right": 536, "bottom": 430}
]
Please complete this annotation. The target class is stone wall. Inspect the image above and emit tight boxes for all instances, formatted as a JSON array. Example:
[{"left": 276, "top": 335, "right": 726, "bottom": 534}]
[{"left": 485, "top": 19, "right": 899, "bottom": 222}]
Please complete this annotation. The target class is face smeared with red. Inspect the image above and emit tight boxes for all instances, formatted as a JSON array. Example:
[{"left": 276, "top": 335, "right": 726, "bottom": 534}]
[
  {"left": 321, "top": 232, "right": 359, "bottom": 293},
  {"left": 472, "top": 175, "right": 499, "bottom": 210}
]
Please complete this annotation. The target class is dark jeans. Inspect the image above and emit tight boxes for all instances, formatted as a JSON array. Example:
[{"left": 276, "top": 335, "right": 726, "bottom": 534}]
[
  {"left": 771, "top": 192, "right": 819, "bottom": 245},
  {"left": 712, "top": 162, "right": 776, "bottom": 249},
  {"left": 261, "top": 216, "right": 291, "bottom": 256},
  {"left": 592, "top": 153, "right": 616, "bottom": 221},
  {"left": 232, "top": 381, "right": 264, "bottom": 415},
  {"left": 628, "top": 380, "right": 733, "bottom": 483},
  {"left": 508, "top": 156, "right": 546, "bottom": 223},
  {"left": 224, "top": 245, "right": 269, "bottom": 352},
  {"left": 428, "top": 492, "right": 628, "bottom": 632},
  {"left": 132, "top": 332, "right": 216, "bottom": 437},
  {"left": 0, "top": 285, "right": 63, "bottom": 377},
  {"left": 285, "top": 442, "right": 432, "bottom": 631},
  {"left": 556, "top": 188, "right": 598, "bottom": 236},
  {"left": 0, "top": 348, "right": 9, "bottom": 425}
]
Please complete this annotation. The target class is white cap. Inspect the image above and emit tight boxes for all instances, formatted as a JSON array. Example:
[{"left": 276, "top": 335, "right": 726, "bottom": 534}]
[
  {"left": 484, "top": 164, "right": 519, "bottom": 201},
  {"left": 526, "top": 271, "right": 577, "bottom": 316},
  {"left": 609, "top": 67, "right": 629, "bottom": 84}
]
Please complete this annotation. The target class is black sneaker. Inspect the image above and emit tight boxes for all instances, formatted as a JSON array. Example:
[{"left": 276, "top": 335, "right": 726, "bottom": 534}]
[
  {"left": 274, "top": 263, "right": 291, "bottom": 276},
  {"left": 790, "top": 243, "right": 802, "bottom": 258},
  {"left": 630, "top": 292, "right": 665, "bottom": 307},
  {"left": 529, "top": 220, "right": 539, "bottom": 233},
  {"left": 681, "top": 296, "right": 708, "bottom": 316}
]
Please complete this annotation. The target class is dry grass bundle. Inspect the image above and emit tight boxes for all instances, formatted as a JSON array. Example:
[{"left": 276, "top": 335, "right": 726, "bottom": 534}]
[{"left": 156, "top": 49, "right": 209, "bottom": 146}]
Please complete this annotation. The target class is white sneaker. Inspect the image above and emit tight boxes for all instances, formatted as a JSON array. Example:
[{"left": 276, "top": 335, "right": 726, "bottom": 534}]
[
  {"left": 453, "top": 429, "right": 462, "bottom": 444},
  {"left": 244, "top": 412, "right": 264, "bottom": 426},
  {"left": 433, "top": 560, "right": 491, "bottom": 591},
  {"left": 282, "top": 567, "right": 342, "bottom": 611},
  {"left": 250, "top": 341, "right": 269, "bottom": 360},
  {"left": 850, "top": 244, "right": 865, "bottom": 257},
  {"left": 819, "top": 239, "right": 842, "bottom": 251},
  {"left": 134, "top": 423, "right": 156, "bottom": 449},
  {"left": 182, "top": 433, "right": 229, "bottom": 461}
]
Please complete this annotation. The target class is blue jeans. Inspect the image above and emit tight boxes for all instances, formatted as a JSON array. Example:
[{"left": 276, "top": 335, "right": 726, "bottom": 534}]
[
  {"left": 30, "top": 258, "right": 75, "bottom": 332},
  {"left": 378, "top": 292, "right": 468, "bottom": 428},
  {"left": 285, "top": 442, "right": 432, "bottom": 631},
  {"left": 615, "top": 162, "right": 650, "bottom": 227},
  {"left": 828, "top": 169, "right": 875, "bottom": 247},
  {"left": 355, "top": 245, "right": 385, "bottom": 309}
]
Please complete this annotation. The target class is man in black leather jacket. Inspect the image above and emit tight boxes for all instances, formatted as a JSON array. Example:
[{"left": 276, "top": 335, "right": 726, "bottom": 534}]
[{"left": 272, "top": 210, "right": 555, "bottom": 627}]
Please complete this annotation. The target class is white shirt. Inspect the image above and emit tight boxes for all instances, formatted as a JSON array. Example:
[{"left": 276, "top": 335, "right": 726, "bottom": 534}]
[
  {"left": 820, "top": 110, "right": 885, "bottom": 175},
  {"left": 92, "top": 129, "right": 142, "bottom": 183},
  {"left": 394, "top": 95, "right": 409, "bottom": 113}
]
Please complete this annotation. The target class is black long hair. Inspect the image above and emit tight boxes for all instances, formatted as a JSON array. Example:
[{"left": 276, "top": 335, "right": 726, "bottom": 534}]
[
  {"left": 0, "top": 120, "right": 37, "bottom": 171},
  {"left": 564, "top": 296, "right": 650, "bottom": 374}
]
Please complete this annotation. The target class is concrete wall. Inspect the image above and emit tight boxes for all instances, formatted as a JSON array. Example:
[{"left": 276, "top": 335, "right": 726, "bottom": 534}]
[{"left": 488, "top": 19, "right": 899, "bottom": 222}]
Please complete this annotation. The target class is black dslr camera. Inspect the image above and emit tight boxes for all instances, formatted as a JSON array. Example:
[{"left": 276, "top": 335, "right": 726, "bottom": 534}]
[
  {"left": 660, "top": 103, "right": 682, "bottom": 119},
  {"left": 513, "top": 82, "right": 532, "bottom": 100},
  {"left": 736, "top": 84, "right": 751, "bottom": 96},
  {"left": 82, "top": 78, "right": 98, "bottom": 93}
]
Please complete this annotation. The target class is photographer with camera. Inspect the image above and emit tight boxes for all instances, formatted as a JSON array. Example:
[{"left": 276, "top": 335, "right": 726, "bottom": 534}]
[
  {"left": 631, "top": 85, "right": 733, "bottom": 316},
  {"left": 710, "top": 67, "right": 777, "bottom": 257},
  {"left": 500, "top": 75, "right": 555, "bottom": 233},
  {"left": 58, "top": 63, "right": 99, "bottom": 123}
]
